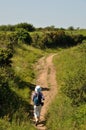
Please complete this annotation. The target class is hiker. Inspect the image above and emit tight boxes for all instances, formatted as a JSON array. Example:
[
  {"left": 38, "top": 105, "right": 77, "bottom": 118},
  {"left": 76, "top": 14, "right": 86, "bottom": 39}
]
[{"left": 32, "top": 85, "right": 45, "bottom": 126}]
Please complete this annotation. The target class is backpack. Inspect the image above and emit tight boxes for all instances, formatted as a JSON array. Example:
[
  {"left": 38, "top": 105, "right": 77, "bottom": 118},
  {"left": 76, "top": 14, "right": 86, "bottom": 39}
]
[{"left": 33, "top": 93, "right": 41, "bottom": 106}]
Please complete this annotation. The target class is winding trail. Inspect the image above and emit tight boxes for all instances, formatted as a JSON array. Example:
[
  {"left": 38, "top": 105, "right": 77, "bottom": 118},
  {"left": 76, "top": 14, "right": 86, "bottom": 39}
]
[{"left": 34, "top": 54, "right": 58, "bottom": 130}]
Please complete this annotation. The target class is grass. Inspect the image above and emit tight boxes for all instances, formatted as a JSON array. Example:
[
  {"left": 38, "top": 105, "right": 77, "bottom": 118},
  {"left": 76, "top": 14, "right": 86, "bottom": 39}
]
[
  {"left": 12, "top": 44, "right": 44, "bottom": 86},
  {"left": 0, "top": 118, "right": 37, "bottom": 130},
  {"left": 0, "top": 43, "right": 45, "bottom": 130},
  {"left": 1, "top": 28, "right": 86, "bottom": 129},
  {"left": 46, "top": 42, "right": 86, "bottom": 130}
]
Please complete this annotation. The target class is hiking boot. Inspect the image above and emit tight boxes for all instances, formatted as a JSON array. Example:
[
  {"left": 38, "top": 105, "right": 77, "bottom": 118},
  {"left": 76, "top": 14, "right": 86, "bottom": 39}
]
[{"left": 35, "top": 121, "right": 38, "bottom": 126}]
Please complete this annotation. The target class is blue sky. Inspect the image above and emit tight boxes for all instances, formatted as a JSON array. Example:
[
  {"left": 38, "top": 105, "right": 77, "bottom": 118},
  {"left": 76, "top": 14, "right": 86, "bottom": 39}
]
[{"left": 0, "top": 0, "right": 86, "bottom": 28}]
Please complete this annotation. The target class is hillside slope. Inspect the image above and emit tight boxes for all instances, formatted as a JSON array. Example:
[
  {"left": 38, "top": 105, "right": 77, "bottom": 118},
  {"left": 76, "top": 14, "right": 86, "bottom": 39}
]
[{"left": 46, "top": 42, "right": 86, "bottom": 130}]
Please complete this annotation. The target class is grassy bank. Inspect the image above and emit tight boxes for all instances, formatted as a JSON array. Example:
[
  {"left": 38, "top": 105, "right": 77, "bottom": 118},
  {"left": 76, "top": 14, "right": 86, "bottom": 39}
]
[
  {"left": 46, "top": 42, "right": 86, "bottom": 130},
  {"left": 0, "top": 44, "right": 45, "bottom": 130}
]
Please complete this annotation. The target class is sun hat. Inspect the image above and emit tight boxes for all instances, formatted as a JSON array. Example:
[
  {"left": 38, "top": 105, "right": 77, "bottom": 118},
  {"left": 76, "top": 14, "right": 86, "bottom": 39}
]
[{"left": 35, "top": 85, "right": 42, "bottom": 92}]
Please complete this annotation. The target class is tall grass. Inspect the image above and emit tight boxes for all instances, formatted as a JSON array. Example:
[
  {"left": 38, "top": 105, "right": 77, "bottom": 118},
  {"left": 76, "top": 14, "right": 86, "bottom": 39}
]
[
  {"left": 12, "top": 44, "right": 44, "bottom": 98},
  {"left": 0, "top": 43, "right": 44, "bottom": 130},
  {"left": 0, "top": 118, "right": 36, "bottom": 130},
  {"left": 46, "top": 42, "right": 86, "bottom": 130}
]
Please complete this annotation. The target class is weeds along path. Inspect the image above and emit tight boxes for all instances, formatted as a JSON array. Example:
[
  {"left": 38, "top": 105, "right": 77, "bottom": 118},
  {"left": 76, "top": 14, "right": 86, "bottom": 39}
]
[{"left": 35, "top": 54, "right": 58, "bottom": 130}]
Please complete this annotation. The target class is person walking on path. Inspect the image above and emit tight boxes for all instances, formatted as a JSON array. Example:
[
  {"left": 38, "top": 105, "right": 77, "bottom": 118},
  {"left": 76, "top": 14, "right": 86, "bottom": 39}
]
[{"left": 32, "top": 85, "right": 45, "bottom": 126}]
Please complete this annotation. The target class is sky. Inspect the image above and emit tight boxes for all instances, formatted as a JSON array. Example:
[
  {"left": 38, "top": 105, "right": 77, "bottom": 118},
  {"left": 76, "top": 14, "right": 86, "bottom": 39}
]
[{"left": 0, "top": 0, "right": 86, "bottom": 29}]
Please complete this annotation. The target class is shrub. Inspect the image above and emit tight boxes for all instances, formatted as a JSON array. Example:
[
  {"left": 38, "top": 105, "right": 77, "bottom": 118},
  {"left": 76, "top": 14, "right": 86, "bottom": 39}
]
[
  {"left": 16, "top": 29, "right": 32, "bottom": 44},
  {"left": 15, "top": 23, "right": 35, "bottom": 32},
  {"left": 0, "top": 25, "right": 15, "bottom": 31}
]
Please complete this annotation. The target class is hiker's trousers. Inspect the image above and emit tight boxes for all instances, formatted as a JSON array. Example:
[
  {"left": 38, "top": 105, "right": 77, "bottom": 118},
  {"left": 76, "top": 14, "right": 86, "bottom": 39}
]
[{"left": 34, "top": 105, "right": 42, "bottom": 121}]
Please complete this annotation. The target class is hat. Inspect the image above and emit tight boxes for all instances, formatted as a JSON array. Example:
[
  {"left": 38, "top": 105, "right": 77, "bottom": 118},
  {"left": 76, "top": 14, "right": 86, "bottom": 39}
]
[{"left": 35, "top": 85, "right": 42, "bottom": 92}]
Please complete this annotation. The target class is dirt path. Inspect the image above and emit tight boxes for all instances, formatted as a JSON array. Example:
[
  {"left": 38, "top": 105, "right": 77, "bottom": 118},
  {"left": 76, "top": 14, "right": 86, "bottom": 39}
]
[{"left": 34, "top": 54, "right": 58, "bottom": 130}]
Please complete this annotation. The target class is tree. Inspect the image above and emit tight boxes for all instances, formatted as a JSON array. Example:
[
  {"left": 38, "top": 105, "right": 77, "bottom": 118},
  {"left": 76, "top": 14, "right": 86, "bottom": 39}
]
[
  {"left": 15, "top": 23, "right": 35, "bottom": 32},
  {"left": 68, "top": 26, "right": 74, "bottom": 30}
]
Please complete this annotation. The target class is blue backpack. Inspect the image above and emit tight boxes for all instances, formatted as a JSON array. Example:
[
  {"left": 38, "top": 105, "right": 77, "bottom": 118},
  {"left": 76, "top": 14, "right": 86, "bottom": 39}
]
[{"left": 33, "top": 93, "right": 41, "bottom": 106}]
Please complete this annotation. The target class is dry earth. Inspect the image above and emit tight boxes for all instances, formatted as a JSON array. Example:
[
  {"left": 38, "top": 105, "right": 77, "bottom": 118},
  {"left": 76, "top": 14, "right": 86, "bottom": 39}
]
[{"left": 33, "top": 54, "right": 58, "bottom": 130}]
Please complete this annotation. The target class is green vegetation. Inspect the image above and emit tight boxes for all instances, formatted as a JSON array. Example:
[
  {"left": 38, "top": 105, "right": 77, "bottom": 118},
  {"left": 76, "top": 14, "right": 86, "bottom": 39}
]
[
  {"left": 65, "top": 29, "right": 86, "bottom": 36},
  {"left": 46, "top": 42, "right": 86, "bottom": 130},
  {"left": 0, "top": 23, "right": 35, "bottom": 32},
  {"left": 0, "top": 117, "right": 37, "bottom": 130},
  {"left": 0, "top": 32, "right": 44, "bottom": 129},
  {"left": 0, "top": 44, "right": 44, "bottom": 129},
  {"left": 0, "top": 23, "right": 86, "bottom": 129}
]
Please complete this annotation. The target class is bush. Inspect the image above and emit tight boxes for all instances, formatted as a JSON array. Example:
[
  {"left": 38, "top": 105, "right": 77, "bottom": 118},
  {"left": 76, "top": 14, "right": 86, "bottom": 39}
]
[
  {"left": 0, "top": 25, "right": 15, "bottom": 31},
  {"left": 16, "top": 29, "right": 32, "bottom": 44},
  {"left": 31, "top": 31, "right": 82, "bottom": 49}
]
